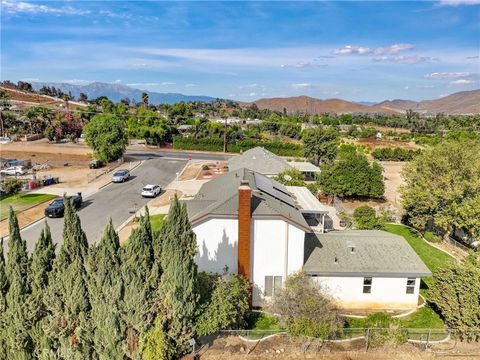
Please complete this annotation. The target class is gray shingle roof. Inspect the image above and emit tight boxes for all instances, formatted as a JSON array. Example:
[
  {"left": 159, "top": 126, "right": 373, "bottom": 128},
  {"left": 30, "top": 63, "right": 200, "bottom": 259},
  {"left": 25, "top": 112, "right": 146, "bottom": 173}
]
[
  {"left": 227, "top": 147, "right": 292, "bottom": 175},
  {"left": 303, "top": 230, "right": 431, "bottom": 277},
  {"left": 185, "top": 168, "right": 310, "bottom": 231}
]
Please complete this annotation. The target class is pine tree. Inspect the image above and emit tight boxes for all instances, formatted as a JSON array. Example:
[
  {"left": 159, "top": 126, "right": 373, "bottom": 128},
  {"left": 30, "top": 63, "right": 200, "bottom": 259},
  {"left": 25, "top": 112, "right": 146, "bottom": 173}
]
[
  {"left": 28, "top": 222, "right": 56, "bottom": 352},
  {"left": 45, "top": 198, "right": 92, "bottom": 359},
  {"left": 3, "top": 208, "right": 33, "bottom": 357},
  {"left": 158, "top": 196, "right": 199, "bottom": 355},
  {"left": 87, "top": 219, "right": 124, "bottom": 359},
  {"left": 0, "top": 240, "right": 9, "bottom": 359},
  {"left": 120, "top": 209, "right": 154, "bottom": 358}
]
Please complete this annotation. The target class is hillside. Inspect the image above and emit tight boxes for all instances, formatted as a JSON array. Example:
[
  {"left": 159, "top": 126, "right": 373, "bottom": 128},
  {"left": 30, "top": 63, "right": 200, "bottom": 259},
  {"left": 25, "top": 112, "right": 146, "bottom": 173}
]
[
  {"left": 31, "top": 81, "right": 216, "bottom": 104},
  {"left": 251, "top": 90, "right": 480, "bottom": 115}
]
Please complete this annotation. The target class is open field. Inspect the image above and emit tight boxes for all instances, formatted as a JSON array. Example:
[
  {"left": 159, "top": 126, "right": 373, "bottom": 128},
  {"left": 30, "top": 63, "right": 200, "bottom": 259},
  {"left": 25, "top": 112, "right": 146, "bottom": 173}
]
[{"left": 0, "top": 193, "right": 56, "bottom": 220}]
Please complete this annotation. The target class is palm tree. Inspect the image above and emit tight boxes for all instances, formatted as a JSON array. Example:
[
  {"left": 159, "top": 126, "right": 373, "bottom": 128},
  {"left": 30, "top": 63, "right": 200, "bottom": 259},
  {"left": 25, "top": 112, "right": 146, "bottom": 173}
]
[{"left": 141, "top": 92, "right": 149, "bottom": 108}]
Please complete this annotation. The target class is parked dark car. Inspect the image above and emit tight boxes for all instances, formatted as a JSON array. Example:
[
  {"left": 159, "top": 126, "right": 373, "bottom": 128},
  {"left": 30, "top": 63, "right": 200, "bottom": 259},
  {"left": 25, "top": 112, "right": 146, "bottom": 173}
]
[
  {"left": 89, "top": 160, "right": 104, "bottom": 169},
  {"left": 44, "top": 193, "right": 83, "bottom": 218}
]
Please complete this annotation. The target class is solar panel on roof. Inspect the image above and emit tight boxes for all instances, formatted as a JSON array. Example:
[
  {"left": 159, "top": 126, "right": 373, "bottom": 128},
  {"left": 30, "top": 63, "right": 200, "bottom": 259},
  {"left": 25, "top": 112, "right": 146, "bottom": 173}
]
[{"left": 254, "top": 172, "right": 296, "bottom": 207}]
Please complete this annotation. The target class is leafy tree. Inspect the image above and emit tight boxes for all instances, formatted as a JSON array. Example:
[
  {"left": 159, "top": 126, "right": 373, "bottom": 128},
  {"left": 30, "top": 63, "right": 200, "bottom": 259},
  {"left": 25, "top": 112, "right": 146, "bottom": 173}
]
[
  {"left": 268, "top": 272, "right": 343, "bottom": 338},
  {"left": 0, "top": 240, "right": 7, "bottom": 314},
  {"left": 196, "top": 274, "right": 250, "bottom": 336},
  {"left": 120, "top": 210, "right": 154, "bottom": 358},
  {"left": 87, "top": 219, "right": 124, "bottom": 359},
  {"left": 45, "top": 198, "right": 92, "bottom": 358},
  {"left": 3, "top": 208, "right": 32, "bottom": 357},
  {"left": 318, "top": 151, "right": 384, "bottom": 199},
  {"left": 274, "top": 168, "right": 306, "bottom": 186},
  {"left": 142, "top": 92, "right": 149, "bottom": 108},
  {"left": 401, "top": 140, "right": 480, "bottom": 236},
  {"left": 79, "top": 92, "right": 88, "bottom": 102},
  {"left": 158, "top": 196, "right": 199, "bottom": 355},
  {"left": 353, "top": 205, "right": 381, "bottom": 229},
  {"left": 429, "top": 252, "right": 480, "bottom": 340},
  {"left": 83, "top": 113, "right": 128, "bottom": 162},
  {"left": 303, "top": 127, "right": 340, "bottom": 165},
  {"left": 2, "top": 178, "right": 23, "bottom": 196}
]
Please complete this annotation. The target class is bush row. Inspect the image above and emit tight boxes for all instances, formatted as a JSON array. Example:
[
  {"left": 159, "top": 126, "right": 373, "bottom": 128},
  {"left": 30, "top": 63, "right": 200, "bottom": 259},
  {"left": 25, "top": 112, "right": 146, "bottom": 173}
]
[
  {"left": 173, "top": 136, "right": 304, "bottom": 156},
  {"left": 371, "top": 147, "right": 421, "bottom": 161}
]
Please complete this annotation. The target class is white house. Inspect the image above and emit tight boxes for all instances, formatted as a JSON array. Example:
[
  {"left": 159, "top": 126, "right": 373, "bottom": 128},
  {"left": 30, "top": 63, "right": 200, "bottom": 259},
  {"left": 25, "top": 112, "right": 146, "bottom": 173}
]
[{"left": 185, "top": 168, "right": 431, "bottom": 309}]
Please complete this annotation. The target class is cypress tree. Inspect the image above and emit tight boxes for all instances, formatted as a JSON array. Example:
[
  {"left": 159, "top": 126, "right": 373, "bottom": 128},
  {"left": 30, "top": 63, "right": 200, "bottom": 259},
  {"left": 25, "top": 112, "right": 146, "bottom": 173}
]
[
  {"left": 158, "top": 196, "right": 199, "bottom": 355},
  {"left": 28, "top": 222, "right": 56, "bottom": 352},
  {"left": 87, "top": 219, "right": 124, "bottom": 359},
  {"left": 120, "top": 208, "right": 154, "bottom": 358},
  {"left": 0, "top": 239, "right": 8, "bottom": 359},
  {"left": 45, "top": 198, "right": 92, "bottom": 358},
  {"left": 4, "top": 207, "right": 33, "bottom": 357},
  {"left": 0, "top": 239, "right": 7, "bottom": 314}
]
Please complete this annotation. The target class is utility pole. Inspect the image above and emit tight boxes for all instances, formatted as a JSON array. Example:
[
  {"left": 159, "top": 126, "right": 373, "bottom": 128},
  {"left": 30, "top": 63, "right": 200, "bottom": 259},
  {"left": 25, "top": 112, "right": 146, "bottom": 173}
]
[{"left": 223, "top": 117, "right": 228, "bottom": 153}]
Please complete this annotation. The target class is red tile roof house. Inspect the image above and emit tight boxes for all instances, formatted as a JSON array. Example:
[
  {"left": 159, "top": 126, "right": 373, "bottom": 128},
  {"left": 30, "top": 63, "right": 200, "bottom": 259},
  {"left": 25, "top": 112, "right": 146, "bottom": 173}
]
[{"left": 185, "top": 168, "right": 431, "bottom": 309}]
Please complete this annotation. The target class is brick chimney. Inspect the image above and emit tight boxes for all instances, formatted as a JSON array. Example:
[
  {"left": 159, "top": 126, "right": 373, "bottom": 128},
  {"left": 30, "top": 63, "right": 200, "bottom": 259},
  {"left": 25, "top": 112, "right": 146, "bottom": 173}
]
[{"left": 238, "top": 180, "right": 252, "bottom": 282}]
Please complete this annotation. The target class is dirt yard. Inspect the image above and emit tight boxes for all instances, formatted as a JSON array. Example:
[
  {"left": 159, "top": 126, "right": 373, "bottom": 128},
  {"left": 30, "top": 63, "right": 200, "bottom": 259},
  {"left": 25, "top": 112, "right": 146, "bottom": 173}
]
[
  {"left": 197, "top": 334, "right": 480, "bottom": 360},
  {"left": 346, "top": 137, "right": 421, "bottom": 151}
]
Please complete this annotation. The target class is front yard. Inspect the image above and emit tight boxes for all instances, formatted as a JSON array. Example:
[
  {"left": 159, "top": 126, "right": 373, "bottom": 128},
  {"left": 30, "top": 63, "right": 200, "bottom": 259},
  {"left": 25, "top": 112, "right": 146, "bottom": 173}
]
[{"left": 0, "top": 193, "right": 57, "bottom": 220}]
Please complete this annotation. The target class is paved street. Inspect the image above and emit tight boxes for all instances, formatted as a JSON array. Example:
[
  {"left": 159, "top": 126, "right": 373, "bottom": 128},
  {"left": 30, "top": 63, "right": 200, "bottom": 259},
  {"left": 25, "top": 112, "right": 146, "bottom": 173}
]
[
  {"left": 20, "top": 157, "right": 187, "bottom": 252},
  {"left": 126, "top": 149, "right": 233, "bottom": 162}
]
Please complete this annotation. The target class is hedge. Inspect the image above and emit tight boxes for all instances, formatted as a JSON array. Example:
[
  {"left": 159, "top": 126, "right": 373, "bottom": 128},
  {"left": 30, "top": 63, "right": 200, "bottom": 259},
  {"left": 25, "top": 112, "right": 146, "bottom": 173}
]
[
  {"left": 173, "top": 136, "right": 304, "bottom": 156},
  {"left": 371, "top": 147, "right": 421, "bottom": 161}
]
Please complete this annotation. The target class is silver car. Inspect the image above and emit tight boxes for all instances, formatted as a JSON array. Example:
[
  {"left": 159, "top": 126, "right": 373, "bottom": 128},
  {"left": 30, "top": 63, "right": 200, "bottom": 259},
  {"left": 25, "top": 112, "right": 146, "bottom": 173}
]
[
  {"left": 0, "top": 166, "right": 26, "bottom": 175},
  {"left": 112, "top": 169, "right": 130, "bottom": 183}
]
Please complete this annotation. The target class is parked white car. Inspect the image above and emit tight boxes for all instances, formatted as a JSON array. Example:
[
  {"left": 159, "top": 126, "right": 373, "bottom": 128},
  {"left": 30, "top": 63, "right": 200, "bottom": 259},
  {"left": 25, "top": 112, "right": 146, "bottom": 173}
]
[
  {"left": 0, "top": 166, "right": 26, "bottom": 175},
  {"left": 0, "top": 137, "right": 11, "bottom": 145},
  {"left": 112, "top": 169, "right": 130, "bottom": 183},
  {"left": 141, "top": 184, "right": 161, "bottom": 198}
]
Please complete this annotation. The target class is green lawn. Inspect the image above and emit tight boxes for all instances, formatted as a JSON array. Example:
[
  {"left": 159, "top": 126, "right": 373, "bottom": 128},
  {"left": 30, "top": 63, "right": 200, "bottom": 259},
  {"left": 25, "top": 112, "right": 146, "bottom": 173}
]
[
  {"left": 150, "top": 214, "right": 166, "bottom": 233},
  {"left": 246, "top": 311, "right": 282, "bottom": 331},
  {"left": 0, "top": 193, "right": 57, "bottom": 220}
]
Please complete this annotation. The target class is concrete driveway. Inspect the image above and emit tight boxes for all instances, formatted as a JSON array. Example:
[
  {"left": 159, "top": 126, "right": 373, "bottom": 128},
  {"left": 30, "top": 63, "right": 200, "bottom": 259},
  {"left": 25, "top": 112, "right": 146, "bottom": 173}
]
[{"left": 19, "top": 157, "right": 187, "bottom": 252}]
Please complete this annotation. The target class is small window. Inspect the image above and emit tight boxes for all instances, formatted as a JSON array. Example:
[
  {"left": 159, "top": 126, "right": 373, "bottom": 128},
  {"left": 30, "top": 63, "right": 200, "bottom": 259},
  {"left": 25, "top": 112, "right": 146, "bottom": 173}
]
[
  {"left": 363, "top": 277, "right": 372, "bottom": 294},
  {"left": 406, "top": 278, "right": 416, "bottom": 294},
  {"left": 265, "top": 276, "right": 282, "bottom": 297}
]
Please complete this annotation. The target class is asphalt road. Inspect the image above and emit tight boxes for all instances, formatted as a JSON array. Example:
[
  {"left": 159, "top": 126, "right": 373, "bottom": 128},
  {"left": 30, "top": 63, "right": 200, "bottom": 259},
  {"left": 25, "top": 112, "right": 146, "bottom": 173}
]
[
  {"left": 126, "top": 149, "right": 233, "bottom": 162},
  {"left": 19, "top": 157, "right": 187, "bottom": 252}
]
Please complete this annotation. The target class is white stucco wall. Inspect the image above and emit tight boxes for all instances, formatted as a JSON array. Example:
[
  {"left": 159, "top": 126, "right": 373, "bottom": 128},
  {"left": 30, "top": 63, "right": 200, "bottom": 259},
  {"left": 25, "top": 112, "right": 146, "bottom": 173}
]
[
  {"left": 312, "top": 275, "right": 421, "bottom": 310},
  {"left": 192, "top": 218, "right": 238, "bottom": 274},
  {"left": 252, "top": 219, "right": 305, "bottom": 306}
]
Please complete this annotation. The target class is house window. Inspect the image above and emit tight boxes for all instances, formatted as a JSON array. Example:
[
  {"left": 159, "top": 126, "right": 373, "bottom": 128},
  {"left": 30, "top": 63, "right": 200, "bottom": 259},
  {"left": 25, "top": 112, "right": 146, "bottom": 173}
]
[
  {"left": 363, "top": 277, "right": 372, "bottom": 294},
  {"left": 265, "top": 276, "right": 282, "bottom": 297},
  {"left": 406, "top": 278, "right": 416, "bottom": 294}
]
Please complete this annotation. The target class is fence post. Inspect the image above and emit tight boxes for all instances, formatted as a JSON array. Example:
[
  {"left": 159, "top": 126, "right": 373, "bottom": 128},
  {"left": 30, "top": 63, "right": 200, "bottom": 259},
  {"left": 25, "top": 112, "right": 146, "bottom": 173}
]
[
  {"left": 365, "top": 328, "right": 370, "bottom": 352},
  {"left": 425, "top": 329, "right": 431, "bottom": 350}
]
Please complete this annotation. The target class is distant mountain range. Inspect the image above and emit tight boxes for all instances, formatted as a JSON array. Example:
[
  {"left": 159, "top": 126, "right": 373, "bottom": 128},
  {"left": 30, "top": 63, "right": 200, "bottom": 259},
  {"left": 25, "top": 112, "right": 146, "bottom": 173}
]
[
  {"left": 31, "top": 81, "right": 217, "bottom": 105},
  {"left": 251, "top": 90, "right": 480, "bottom": 115}
]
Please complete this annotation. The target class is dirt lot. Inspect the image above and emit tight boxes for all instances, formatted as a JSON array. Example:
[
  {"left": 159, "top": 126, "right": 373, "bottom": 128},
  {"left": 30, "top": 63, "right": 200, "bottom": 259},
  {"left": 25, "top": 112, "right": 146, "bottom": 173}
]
[
  {"left": 197, "top": 334, "right": 480, "bottom": 360},
  {"left": 346, "top": 137, "right": 420, "bottom": 151}
]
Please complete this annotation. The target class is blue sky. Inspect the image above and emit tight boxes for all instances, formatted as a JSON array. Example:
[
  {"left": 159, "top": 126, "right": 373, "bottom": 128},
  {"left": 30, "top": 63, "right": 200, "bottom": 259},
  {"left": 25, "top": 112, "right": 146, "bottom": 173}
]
[{"left": 1, "top": 1, "right": 479, "bottom": 102}]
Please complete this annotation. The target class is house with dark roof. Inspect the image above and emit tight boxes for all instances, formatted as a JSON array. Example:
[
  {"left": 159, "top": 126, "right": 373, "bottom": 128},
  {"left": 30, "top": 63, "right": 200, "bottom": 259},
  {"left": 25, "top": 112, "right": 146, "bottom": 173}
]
[{"left": 185, "top": 168, "right": 431, "bottom": 309}]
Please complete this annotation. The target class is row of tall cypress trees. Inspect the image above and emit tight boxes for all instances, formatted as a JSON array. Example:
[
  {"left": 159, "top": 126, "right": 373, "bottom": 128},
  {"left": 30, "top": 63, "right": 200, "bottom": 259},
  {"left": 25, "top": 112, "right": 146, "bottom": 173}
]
[{"left": 0, "top": 196, "right": 199, "bottom": 359}]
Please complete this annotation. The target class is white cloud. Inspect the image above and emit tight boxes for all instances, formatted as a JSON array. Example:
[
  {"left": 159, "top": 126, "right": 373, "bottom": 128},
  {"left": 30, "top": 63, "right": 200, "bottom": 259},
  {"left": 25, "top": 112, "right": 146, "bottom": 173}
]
[
  {"left": 424, "top": 72, "right": 470, "bottom": 79},
  {"left": 374, "top": 43, "right": 415, "bottom": 55},
  {"left": 281, "top": 61, "right": 326, "bottom": 68},
  {"left": 291, "top": 83, "right": 316, "bottom": 90},
  {"left": 20, "top": 77, "right": 40, "bottom": 82},
  {"left": 374, "top": 55, "right": 434, "bottom": 64},
  {"left": 333, "top": 45, "right": 372, "bottom": 55},
  {"left": 114, "top": 79, "right": 122, "bottom": 83},
  {"left": 161, "top": 81, "right": 176, "bottom": 86},
  {"left": 185, "top": 83, "right": 197, "bottom": 87},
  {"left": 438, "top": 0, "right": 480, "bottom": 6},
  {"left": 1, "top": 1, "right": 90, "bottom": 15},
  {"left": 249, "top": 92, "right": 257, "bottom": 97},
  {"left": 404, "top": 86, "right": 410, "bottom": 90},
  {"left": 126, "top": 83, "right": 161, "bottom": 87},
  {"left": 450, "top": 79, "right": 474, "bottom": 85}
]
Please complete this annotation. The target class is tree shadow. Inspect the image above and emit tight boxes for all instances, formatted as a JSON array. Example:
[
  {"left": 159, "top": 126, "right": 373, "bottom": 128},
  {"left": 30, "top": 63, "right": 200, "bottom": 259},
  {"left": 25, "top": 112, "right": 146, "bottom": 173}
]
[{"left": 195, "top": 229, "right": 237, "bottom": 274}]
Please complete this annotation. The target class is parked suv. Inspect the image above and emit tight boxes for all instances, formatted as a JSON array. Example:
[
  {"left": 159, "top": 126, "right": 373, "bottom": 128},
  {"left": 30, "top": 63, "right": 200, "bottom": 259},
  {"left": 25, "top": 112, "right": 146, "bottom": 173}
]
[
  {"left": 141, "top": 184, "right": 161, "bottom": 198},
  {"left": 44, "top": 193, "right": 83, "bottom": 218},
  {"left": 89, "top": 160, "right": 104, "bottom": 169},
  {"left": 112, "top": 169, "right": 130, "bottom": 183},
  {"left": 0, "top": 166, "right": 26, "bottom": 176}
]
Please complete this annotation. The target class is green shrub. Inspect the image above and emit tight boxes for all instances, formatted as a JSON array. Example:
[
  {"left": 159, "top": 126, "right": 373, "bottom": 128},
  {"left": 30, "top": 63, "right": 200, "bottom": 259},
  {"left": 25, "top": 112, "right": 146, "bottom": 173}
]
[
  {"left": 364, "top": 313, "right": 407, "bottom": 348},
  {"left": 353, "top": 205, "right": 381, "bottom": 230},
  {"left": 371, "top": 147, "right": 420, "bottom": 161},
  {"left": 2, "top": 178, "right": 24, "bottom": 196},
  {"left": 424, "top": 231, "right": 441, "bottom": 243}
]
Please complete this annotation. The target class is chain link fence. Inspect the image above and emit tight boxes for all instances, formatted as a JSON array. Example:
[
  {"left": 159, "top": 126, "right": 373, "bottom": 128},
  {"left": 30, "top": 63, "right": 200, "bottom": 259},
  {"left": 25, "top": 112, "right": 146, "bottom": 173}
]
[{"left": 194, "top": 329, "right": 480, "bottom": 358}]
